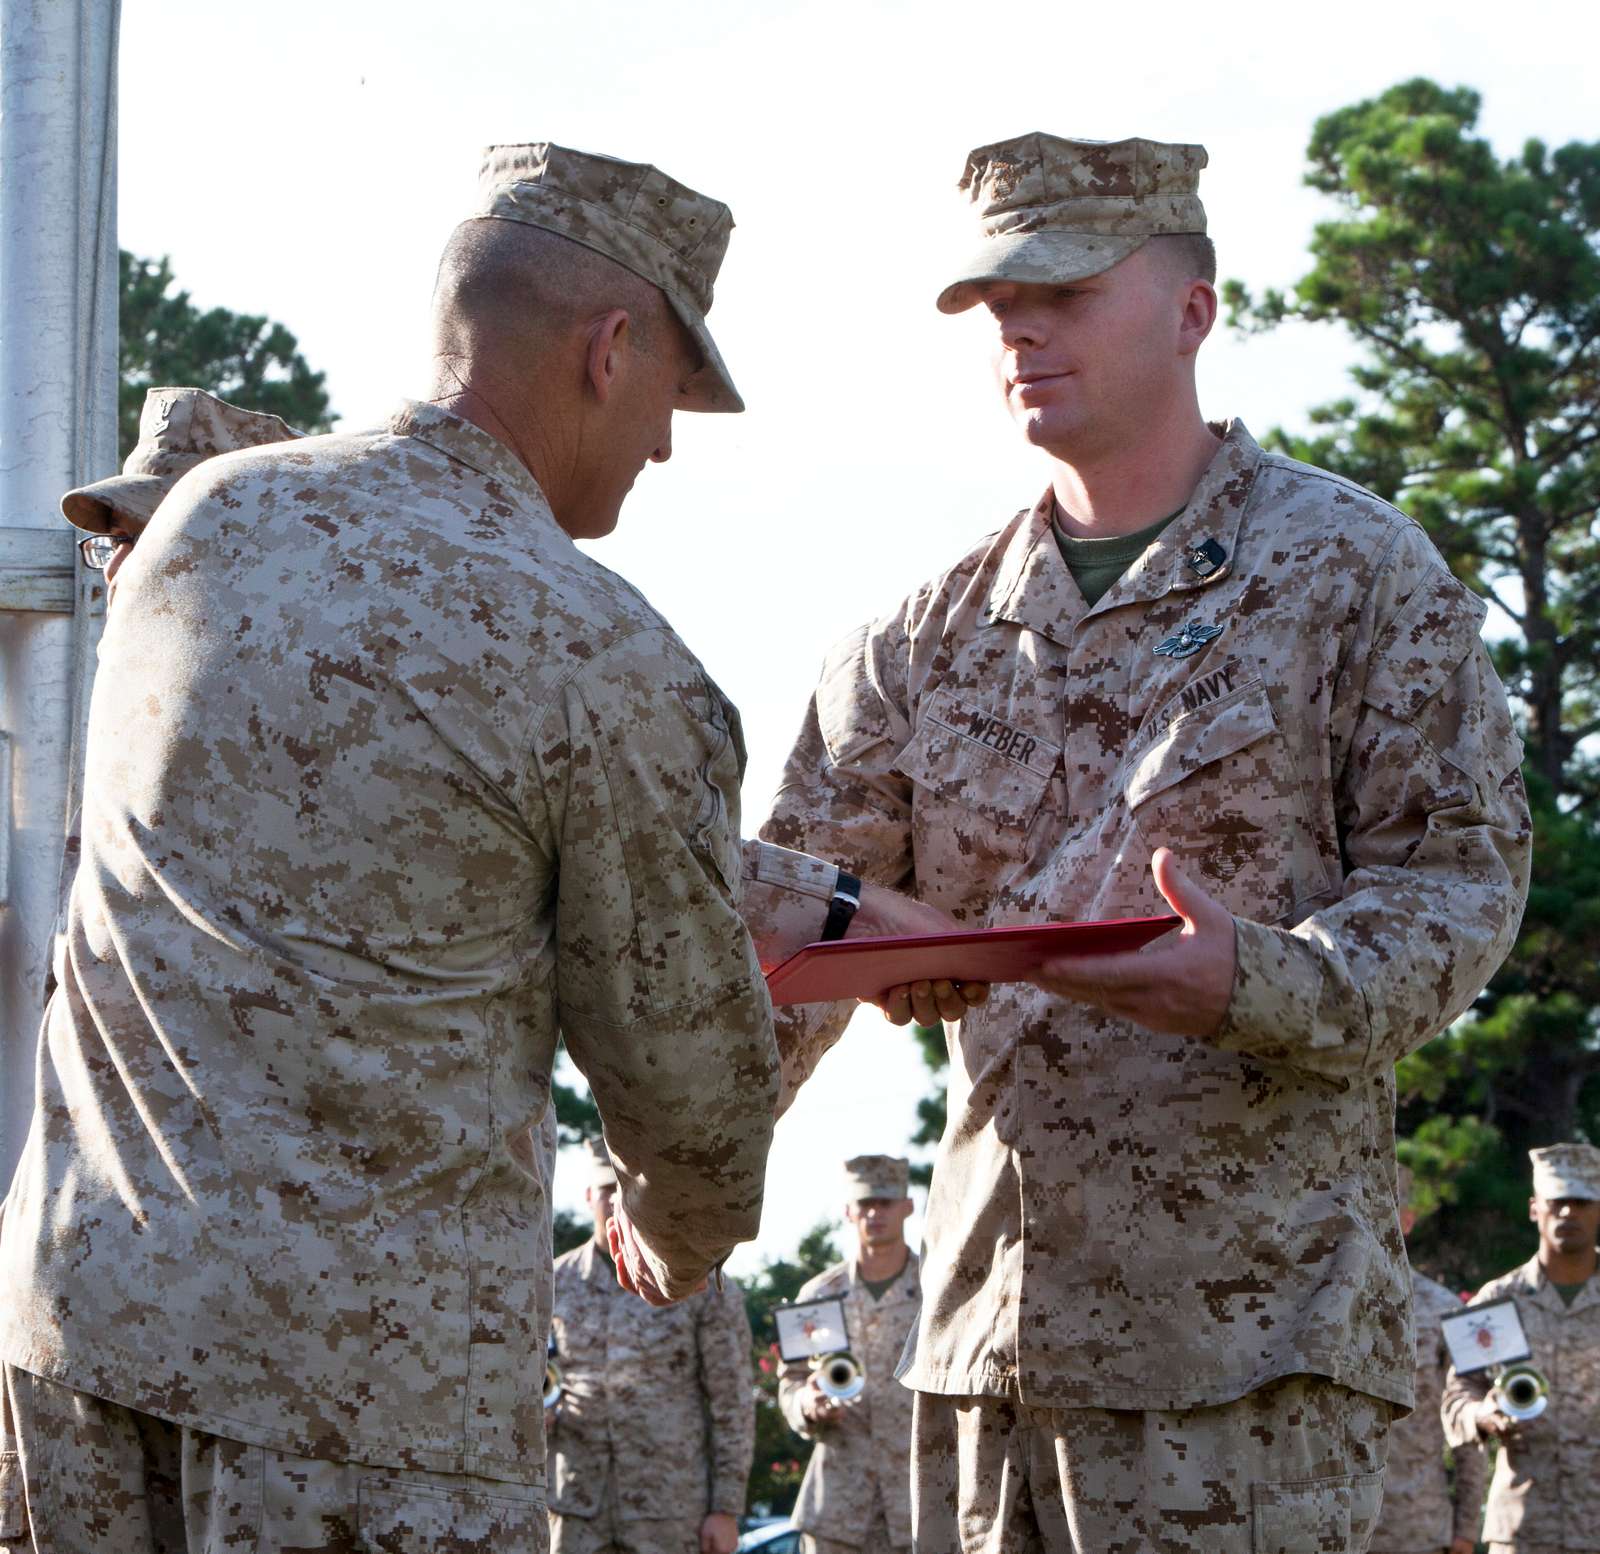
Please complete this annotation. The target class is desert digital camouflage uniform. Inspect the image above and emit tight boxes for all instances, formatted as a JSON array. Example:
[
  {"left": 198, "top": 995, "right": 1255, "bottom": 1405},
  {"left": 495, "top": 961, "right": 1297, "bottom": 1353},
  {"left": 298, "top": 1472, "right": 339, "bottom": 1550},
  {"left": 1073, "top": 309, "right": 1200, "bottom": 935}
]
[
  {"left": 43, "top": 388, "right": 304, "bottom": 1002},
  {"left": 1368, "top": 1270, "right": 1486, "bottom": 1553},
  {"left": 1440, "top": 1145, "right": 1600, "bottom": 1554},
  {"left": 547, "top": 1237, "right": 754, "bottom": 1554},
  {"left": 778, "top": 1253, "right": 920, "bottom": 1551},
  {"left": 1440, "top": 1256, "right": 1600, "bottom": 1553},
  {"left": 0, "top": 143, "right": 841, "bottom": 1547},
  {"left": 758, "top": 132, "right": 1531, "bottom": 1554}
]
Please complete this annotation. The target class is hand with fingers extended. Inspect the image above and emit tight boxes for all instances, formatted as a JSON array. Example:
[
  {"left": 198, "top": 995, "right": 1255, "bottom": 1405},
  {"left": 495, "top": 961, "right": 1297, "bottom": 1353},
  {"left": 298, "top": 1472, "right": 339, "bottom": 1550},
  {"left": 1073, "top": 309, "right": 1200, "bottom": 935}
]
[
  {"left": 1027, "top": 847, "right": 1234, "bottom": 1037},
  {"left": 606, "top": 1203, "right": 706, "bottom": 1308}
]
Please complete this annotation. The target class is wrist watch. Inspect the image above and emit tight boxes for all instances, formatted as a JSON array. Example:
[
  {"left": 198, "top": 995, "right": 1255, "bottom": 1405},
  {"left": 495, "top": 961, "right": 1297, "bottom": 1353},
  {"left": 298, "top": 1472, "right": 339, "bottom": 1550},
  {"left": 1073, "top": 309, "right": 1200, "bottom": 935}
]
[{"left": 819, "top": 871, "right": 862, "bottom": 942}]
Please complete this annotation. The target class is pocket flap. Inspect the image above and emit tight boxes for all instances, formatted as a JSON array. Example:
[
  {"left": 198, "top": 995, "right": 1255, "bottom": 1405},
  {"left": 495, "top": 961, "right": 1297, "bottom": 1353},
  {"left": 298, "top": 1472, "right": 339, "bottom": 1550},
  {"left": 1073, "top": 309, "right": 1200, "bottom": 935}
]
[
  {"left": 1126, "top": 679, "right": 1276, "bottom": 811},
  {"left": 1251, "top": 1469, "right": 1383, "bottom": 1554},
  {"left": 896, "top": 687, "right": 1058, "bottom": 829},
  {"left": 357, "top": 1474, "right": 546, "bottom": 1550}
]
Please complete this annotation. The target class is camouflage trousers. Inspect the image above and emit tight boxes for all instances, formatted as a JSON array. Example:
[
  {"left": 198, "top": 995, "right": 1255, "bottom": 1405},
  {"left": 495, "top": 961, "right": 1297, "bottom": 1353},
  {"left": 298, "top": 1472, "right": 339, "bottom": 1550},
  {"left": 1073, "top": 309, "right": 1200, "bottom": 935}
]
[
  {"left": 0, "top": 1363, "right": 547, "bottom": 1552},
  {"left": 911, "top": 1374, "right": 1391, "bottom": 1554},
  {"left": 548, "top": 1493, "right": 701, "bottom": 1554},
  {"left": 800, "top": 1498, "right": 903, "bottom": 1553}
]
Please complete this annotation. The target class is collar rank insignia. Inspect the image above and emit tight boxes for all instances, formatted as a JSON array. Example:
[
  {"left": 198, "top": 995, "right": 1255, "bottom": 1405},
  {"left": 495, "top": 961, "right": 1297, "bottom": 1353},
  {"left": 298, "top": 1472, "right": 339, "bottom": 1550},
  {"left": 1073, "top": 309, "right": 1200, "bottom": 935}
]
[
  {"left": 1155, "top": 619, "right": 1224, "bottom": 659},
  {"left": 1184, "top": 537, "right": 1227, "bottom": 577}
]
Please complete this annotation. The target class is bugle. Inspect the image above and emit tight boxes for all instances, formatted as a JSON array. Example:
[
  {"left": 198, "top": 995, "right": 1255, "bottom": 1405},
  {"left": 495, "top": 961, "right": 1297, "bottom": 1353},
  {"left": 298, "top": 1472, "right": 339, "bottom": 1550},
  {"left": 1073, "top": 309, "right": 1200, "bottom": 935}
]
[
  {"left": 1491, "top": 1362, "right": 1549, "bottom": 1422},
  {"left": 812, "top": 1350, "right": 865, "bottom": 1403}
]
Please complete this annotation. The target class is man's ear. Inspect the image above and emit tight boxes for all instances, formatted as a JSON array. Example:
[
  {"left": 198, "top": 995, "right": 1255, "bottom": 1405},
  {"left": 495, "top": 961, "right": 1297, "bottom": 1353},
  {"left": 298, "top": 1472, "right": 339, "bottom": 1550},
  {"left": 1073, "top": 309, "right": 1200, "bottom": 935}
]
[
  {"left": 1529, "top": 1196, "right": 1540, "bottom": 1224},
  {"left": 585, "top": 308, "right": 632, "bottom": 404},
  {"left": 1177, "top": 279, "right": 1218, "bottom": 357}
]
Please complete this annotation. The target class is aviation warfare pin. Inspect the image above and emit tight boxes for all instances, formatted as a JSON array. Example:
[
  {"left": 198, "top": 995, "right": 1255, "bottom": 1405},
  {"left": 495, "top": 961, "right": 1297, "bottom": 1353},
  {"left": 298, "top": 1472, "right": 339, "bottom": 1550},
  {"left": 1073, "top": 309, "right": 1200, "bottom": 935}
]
[{"left": 1154, "top": 620, "right": 1225, "bottom": 660}]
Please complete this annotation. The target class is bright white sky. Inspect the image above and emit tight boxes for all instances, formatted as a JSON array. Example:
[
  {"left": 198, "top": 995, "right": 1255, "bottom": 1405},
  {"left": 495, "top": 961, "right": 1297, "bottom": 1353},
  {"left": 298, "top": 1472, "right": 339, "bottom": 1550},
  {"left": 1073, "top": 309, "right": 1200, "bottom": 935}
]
[{"left": 119, "top": 0, "right": 1598, "bottom": 1275}]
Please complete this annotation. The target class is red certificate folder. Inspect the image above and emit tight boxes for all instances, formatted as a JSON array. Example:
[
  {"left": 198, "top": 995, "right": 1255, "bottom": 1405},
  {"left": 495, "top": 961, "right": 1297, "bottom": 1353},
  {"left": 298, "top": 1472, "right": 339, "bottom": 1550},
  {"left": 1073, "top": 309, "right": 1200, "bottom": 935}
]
[{"left": 763, "top": 915, "right": 1182, "bottom": 1006}]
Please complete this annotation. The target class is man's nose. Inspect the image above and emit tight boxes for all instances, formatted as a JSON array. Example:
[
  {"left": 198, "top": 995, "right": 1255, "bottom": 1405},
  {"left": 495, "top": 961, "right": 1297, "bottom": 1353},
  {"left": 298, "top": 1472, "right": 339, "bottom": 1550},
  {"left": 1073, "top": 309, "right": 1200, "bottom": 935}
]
[{"left": 1000, "top": 308, "right": 1048, "bottom": 352}]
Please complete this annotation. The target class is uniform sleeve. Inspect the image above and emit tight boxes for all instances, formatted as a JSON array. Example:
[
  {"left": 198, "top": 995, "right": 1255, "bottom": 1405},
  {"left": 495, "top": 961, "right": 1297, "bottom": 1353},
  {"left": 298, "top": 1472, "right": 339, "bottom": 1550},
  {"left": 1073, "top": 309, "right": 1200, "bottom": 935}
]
[
  {"left": 697, "top": 1277, "right": 756, "bottom": 1516},
  {"left": 1216, "top": 528, "right": 1531, "bottom": 1080},
  {"left": 776, "top": 1271, "right": 831, "bottom": 1439},
  {"left": 523, "top": 628, "right": 779, "bottom": 1299},
  {"left": 778, "top": 1350, "right": 816, "bottom": 1440},
  {"left": 759, "top": 619, "right": 920, "bottom": 1111},
  {"left": 738, "top": 839, "right": 839, "bottom": 967},
  {"left": 1450, "top": 1428, "right": 1488, "bottom": 1542},
  {"left": 1441, "top": 1357, "right": 1492, "bottom": 1451}
]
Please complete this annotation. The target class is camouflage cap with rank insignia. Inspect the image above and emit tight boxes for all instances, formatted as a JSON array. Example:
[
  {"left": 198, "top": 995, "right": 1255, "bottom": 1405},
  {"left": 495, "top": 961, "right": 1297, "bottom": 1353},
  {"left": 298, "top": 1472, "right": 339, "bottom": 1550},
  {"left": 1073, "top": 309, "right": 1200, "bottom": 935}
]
[
  {"left": 474, "top": 142, "right": 743, "bottom": 414},
  {"left": 61, "top": 387, "right": 302, "bottom": 536},
  {"left": 937, "top": 133, "right": 1209, "bottom": 314}
]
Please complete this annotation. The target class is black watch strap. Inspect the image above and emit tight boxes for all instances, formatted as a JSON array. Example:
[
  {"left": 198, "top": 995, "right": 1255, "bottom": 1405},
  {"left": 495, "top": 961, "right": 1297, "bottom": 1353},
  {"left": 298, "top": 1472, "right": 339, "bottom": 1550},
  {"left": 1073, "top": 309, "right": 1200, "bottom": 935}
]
[{"left": 819, "top": 871, "right": 862, "bottom": 942}]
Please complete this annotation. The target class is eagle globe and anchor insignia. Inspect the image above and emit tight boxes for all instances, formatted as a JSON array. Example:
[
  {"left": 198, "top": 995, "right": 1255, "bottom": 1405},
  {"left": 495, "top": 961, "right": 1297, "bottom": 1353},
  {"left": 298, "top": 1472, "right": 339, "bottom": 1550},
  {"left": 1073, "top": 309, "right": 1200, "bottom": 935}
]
[{"left": 1154, "top": 620, "right": 1225, "bottom": 659}]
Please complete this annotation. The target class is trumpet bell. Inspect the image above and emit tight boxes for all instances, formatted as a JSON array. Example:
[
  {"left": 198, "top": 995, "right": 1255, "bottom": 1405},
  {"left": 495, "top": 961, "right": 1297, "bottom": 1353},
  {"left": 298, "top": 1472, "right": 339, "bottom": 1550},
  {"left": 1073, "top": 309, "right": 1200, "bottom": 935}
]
[
  {"left": 1493, "top": 1363, "right": 1549, "bottom": 1423},
  {"left": 815, "top": 1351, "right": 865, "bottom": 1403},
  {"left": 543, "top": 1360, "right": 563, "bottom": 1410}
]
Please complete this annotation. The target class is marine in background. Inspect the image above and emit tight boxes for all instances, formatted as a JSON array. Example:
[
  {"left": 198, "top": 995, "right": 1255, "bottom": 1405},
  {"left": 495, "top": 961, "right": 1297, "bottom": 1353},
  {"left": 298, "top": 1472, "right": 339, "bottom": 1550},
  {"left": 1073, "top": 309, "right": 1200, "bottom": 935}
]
[
  {"left": 1442, "top": 1143, "right": 1600, "bottom": 1554},
  {"left": 778, "top": 1154, "right": 920, "bottom": 1554},
  {"left": 548, "top": 1139, "right": 753, "bottom": 1554}
]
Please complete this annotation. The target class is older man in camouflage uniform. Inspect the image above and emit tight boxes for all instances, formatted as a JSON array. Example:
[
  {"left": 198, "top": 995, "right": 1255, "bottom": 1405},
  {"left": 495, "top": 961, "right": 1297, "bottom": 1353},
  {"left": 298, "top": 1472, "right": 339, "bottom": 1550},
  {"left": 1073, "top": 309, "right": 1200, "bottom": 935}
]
[
  {"left": 547, "top": 1140, "right": 752, "bottom": 1554},
  {"left": 779, "top": 1155, "right": 920, "bottom": 1554},
  {"left": 761, "top": 132, "right": 1531, "bottom": 1552},
  {"left": 1441, "top": 1144, "right": 1600, "bottom": 1554},
  {"left": 1369, "top": 1168, "right": 1485, "bottom": 1554},
  {"left": 0, "top": 144, "right": 940, "bottom": 1550}
]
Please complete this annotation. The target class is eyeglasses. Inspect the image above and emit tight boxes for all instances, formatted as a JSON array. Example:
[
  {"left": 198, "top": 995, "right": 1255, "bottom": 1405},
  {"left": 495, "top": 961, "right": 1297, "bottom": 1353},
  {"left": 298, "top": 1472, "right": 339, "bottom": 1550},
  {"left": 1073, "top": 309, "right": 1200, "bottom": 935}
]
[{"left": 78, "top": 533, "right": 131, "bottom": 571}]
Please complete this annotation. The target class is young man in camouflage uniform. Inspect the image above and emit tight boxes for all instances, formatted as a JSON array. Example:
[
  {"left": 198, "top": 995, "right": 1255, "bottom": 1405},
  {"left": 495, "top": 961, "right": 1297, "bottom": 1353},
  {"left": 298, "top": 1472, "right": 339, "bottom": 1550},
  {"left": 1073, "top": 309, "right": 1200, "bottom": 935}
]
[
  {"left": 1368, "top": 1168, "right": 1485, "bottom": 1554},
  {"left": 547, "top": 1140, "right": 752, "bottom": 1554},
  {"left": 1442, "top": 1144, "right": 1600, "bottom": 1554},
  {"left": 0, "top": 144, "right": 943, "bottom": 1550},
  {"left": 778, "top": 1155, "right": 920, "bottom": 1554},
  {"left": 761, "top": 132, "right": 1531, "bottom": 1552}
]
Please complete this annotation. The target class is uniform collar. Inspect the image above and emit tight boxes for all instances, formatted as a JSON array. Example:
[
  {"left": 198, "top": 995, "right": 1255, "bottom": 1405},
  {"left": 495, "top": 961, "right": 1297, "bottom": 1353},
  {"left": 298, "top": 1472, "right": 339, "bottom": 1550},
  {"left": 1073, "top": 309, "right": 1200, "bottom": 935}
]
[
  {"left": 850, "top": 1249, "right": 919, "bottom": 1295},
  {"left": 1523, "top": 1251, "right": 1600, "bottom": 1314},
  {"left": 985, "top": 419, "right": 1263, "bottom": 648},
  {"left": 387, "top": 399, "right": 553, "bottom": 516}
]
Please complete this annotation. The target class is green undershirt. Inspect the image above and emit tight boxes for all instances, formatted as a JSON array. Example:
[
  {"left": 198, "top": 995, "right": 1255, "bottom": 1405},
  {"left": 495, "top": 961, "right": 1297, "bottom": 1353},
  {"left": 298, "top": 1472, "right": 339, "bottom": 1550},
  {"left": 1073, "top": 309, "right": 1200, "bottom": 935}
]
[
  {"left": 1553, "top": 1278, "right": 1588, "bottom": 1306},
  {"left": 860, "top": 1270, "right": 901, "bottom": 1302},
  {"left": 1053, "top": 504, "right": 1188, "bottom": 608}
]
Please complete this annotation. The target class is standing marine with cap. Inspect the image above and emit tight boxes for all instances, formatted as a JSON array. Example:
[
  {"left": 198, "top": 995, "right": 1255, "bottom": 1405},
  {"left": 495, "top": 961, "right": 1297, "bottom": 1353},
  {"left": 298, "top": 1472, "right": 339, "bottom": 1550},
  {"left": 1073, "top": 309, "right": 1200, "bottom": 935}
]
[
  {"left": 1367, "top": 1166, "right": 1485, "bottom": 1554},
  {"left": 761, "top": 131, "right": 1530, "bottom": 1551},
  {"left": 0, "top": 142, "right": 943, "bottom": 1548},
  {"left": 547, "top": 1140, "right": 753, "bottom": 1554},
  {"left": 39, "top": 388, "right": 303, "bottom": 1001},
  {"left": 1441, "top": 1144, "right": 1600, "bottom": 1554},
  {"left": 778, "top": 1155, "right": 920, "bottom": 1554}
]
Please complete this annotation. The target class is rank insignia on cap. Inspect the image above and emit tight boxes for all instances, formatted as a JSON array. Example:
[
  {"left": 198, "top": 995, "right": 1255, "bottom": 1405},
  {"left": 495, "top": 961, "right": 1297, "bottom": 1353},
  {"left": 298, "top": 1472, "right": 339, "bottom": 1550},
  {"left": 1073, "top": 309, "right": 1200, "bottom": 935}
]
[
  {"left": 1184, "top": 538, "right": 1227, "bottom": 577},
  {"left": 1154, "top": 620, "right": 1224, "bottom": 659}
]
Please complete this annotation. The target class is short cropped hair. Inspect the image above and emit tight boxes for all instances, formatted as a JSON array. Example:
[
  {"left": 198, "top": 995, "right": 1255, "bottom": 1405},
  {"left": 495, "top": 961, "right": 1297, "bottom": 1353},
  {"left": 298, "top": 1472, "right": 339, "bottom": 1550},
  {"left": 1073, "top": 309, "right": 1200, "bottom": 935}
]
[{"left": 1151, "top": 232, "right": 1217, "bottom": 286}]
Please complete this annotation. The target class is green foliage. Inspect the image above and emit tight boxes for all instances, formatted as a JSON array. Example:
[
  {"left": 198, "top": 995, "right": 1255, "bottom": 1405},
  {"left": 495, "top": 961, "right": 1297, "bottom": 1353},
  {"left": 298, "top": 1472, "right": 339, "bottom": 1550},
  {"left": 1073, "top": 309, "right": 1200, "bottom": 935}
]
[
  {"left": 552, "top": 1207, "right": 592, "bottom": 1258},
  {"left": 119, "top": 251, "right": 334, "bottom": 457},
  {"left": 740, "top": 1221, "right": 840, "bottom": 1516},
  {"left": 908, "top": 1023, "right": 947, "bottom": 1188},
  {"left": 1230, "top": 77, "right": 1600, "bottom": 1286}
]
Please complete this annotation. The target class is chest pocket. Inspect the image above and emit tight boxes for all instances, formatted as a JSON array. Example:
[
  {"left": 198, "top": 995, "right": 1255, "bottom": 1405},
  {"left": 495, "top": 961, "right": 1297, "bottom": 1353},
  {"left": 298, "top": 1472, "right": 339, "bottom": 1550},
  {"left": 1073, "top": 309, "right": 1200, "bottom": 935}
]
[
  {"left": 1125, "top": 677, "right": 1328, "bottom": 923},
  {"left": 897, "top": 687, "right": 1059, "bottom": 859}
]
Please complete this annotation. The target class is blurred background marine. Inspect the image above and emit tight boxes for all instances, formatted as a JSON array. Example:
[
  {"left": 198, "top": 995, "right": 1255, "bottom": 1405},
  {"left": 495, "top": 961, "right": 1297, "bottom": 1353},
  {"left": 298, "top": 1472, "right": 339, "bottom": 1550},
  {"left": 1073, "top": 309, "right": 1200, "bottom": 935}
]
[
  {"left": 777, "top": 1154, "right": 919, "bottom": 1554},
  {"left": 548, "top": 1139, "right": 753, "bottom": 1554}
]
